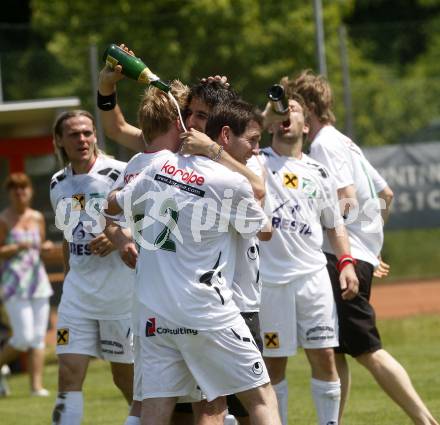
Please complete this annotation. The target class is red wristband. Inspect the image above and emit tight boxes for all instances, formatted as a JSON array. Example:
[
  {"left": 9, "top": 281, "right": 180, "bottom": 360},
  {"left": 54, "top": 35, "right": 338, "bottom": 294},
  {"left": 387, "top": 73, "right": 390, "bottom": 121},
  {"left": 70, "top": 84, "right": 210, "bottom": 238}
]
[{"left": 336, "top": 255, "right": 357, "bottom": 273}]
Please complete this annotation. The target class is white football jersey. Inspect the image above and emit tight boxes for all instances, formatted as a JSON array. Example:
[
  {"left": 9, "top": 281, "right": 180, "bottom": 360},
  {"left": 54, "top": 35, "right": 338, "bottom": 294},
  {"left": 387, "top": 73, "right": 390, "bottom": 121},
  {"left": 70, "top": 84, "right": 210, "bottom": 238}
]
[
  {"left": 231, "top": 232, "right": 261, "bottom": 313},
  {"left": 248, "top": 148, "right": 342, "bottom": 284},
  {"left": 310, "top": 125, "right": 386, "bottom": 267},
  {"left": 111, "top": 149, "right": 172, "bottom": 335},
  {"left": 50, "top": 155, "right": 134, "bottom": 319},
  {"left": 112, "top": 150, "right": 173, "bottom": 190},
  {"left": 116, "top": 152, "right": 268, "bottom": 330},
  {"left": 229, "top": 156, "right": 267, "bottom": 312}
]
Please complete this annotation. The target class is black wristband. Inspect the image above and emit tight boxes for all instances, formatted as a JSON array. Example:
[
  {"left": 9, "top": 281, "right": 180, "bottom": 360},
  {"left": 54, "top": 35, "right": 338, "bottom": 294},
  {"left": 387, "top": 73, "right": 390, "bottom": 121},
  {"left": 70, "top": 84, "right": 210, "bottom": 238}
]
[{"left": 97, "top": 91, "right": 116, "bottom": 111}]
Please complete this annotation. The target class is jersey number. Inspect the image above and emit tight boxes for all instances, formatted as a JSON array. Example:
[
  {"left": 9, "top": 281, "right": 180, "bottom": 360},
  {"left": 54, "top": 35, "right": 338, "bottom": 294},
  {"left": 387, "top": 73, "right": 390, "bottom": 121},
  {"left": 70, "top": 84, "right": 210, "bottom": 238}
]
[{"left": 154, "top": 198, "right": 179, "bottom": 252}]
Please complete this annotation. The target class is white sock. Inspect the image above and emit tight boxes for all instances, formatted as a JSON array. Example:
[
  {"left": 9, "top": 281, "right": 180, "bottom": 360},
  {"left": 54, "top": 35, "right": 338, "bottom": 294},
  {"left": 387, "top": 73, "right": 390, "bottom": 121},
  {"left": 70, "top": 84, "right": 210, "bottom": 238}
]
[
  {"left": 123, "top": 416, "right": 141, "bottom": 425},
  {"left": 273, "top": 379, "right": 288, "bottom": 425},
  {"left": 311, "top": 378, "right": 341, "bottom": 425},
  {"left": 52, "top": 391, "right": 84, "bottom": 425},
  {"left": 224, "top": 414, "right": 238, "bottom": 425}
]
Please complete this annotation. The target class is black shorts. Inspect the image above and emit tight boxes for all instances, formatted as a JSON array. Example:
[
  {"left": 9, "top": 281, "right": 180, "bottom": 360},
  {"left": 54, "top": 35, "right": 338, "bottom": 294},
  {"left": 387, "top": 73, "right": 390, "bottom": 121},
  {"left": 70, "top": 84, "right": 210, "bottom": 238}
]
[
  {"left": 174, "top": 312, "right": 262, "bottom": 418},
  {"left": 326, "top": 253, "right": 382, "bottom": 357},
  {"left": 173, "top": 402, "right": 193, "bottom": 414}
]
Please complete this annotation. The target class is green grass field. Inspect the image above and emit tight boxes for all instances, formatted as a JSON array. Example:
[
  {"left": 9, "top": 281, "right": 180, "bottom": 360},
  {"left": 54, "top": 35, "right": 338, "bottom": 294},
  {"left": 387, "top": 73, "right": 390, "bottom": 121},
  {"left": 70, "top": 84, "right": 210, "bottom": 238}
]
[
  {"left": 382, "top": 228, "right": 440, "bottom": 280},
  {"left": 1, "top": 315, "right": 440, "bottom": 425}
]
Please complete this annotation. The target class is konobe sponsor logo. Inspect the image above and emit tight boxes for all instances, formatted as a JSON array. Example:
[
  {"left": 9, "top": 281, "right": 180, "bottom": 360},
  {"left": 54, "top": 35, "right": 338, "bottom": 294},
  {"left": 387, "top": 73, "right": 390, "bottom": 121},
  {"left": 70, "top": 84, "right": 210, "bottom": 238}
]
[
  {"left": 124, "top": 172, "right": 140, "bottom": 184},
  {"left": 160, "top": 160, "right": 205, "bottom": 186}
]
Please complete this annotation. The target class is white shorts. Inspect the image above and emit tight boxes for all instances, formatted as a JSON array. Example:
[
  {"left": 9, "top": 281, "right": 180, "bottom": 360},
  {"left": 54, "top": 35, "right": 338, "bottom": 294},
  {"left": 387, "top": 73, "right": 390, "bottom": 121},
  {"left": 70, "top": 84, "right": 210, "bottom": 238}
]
[
  {"left": 5, "top": 297, "right": 50, "bottom": 350},
  {"left": 260, "top": 267, "right": 338, "bottom": 357},
  {"left": 133, "top": 335, "right": 142, "bottom": 401},
  {"left": 56, "top": 311, "right": 134, "bottom": 363},
  {"left": 133, "top": 335, "right": 204, "bottom": 403},
  {"left": 138, "top": 306, "right": 269, "bottom": 402}
]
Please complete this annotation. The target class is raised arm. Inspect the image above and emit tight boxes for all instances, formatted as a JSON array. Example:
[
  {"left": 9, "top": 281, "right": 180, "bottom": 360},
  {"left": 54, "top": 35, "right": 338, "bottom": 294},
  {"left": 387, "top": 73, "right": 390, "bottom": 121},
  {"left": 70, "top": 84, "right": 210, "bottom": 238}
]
[{"left": 98, "top": 45, "right": 145, "bottom": 152}]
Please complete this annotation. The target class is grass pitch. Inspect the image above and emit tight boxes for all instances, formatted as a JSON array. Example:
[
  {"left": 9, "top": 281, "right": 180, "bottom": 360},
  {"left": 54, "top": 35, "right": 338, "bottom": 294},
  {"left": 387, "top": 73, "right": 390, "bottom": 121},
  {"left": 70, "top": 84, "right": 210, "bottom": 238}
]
[{"left": 1, "top": 315, "right": 439, "bottom": 425}]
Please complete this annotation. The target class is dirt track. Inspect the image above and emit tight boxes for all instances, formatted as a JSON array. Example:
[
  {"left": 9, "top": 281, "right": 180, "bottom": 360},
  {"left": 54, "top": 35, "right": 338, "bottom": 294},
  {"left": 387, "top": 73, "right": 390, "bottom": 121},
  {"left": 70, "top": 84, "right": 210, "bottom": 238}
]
[{"left": 371, "top": 278, "right": 440, "bottom": 319}]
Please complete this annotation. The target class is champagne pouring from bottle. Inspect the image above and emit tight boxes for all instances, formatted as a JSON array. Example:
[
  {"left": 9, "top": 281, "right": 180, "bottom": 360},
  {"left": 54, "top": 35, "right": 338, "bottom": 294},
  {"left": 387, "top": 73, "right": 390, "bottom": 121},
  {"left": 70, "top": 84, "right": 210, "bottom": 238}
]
[{"left": 103, "top": 43, "right": 188, "bottom": 132}]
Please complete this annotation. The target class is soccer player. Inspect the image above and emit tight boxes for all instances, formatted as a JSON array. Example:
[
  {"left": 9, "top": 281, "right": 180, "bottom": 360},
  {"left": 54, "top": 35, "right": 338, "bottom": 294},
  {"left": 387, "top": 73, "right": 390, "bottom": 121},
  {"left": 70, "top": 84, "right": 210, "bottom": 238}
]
[
  {"left": 102, "top": 79, "right": 219, "bottom": 425},
  {"left": 180, "top": 99, "right": 270, "bottom": 424},
  {"left": 252, "top": 90, "right": 359, "bottom": 425},
  {"left": 98, "top": 54, "right": 267, "bottom": 425},
  {"left": 106, "top": 83, "right": 280, "bottom": 425},
  {"left": 49, "top": 110, "right": 134, "bottom": 425},
  {"left": 293, "top": 70, "right": 439, "bottom": 425}
]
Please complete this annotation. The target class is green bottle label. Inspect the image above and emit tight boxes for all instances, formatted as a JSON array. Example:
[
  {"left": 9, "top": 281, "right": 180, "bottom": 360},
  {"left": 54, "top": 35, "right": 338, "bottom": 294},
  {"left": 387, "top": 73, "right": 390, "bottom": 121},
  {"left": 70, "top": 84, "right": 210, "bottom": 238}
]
[{"left": 103, "top": 44, "right": 170, "bottom": 92}]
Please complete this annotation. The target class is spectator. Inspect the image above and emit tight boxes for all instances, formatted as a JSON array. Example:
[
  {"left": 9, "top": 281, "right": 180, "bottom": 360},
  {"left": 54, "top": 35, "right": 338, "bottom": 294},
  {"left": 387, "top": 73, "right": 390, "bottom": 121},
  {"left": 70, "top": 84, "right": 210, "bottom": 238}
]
[{"left": 0, "top": 172, "right": 53, "bottom": 397}]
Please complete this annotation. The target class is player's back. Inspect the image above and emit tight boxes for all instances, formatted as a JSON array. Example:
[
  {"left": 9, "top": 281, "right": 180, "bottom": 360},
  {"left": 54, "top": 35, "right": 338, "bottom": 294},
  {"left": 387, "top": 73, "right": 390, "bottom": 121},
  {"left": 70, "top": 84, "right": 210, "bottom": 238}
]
[
  {"left": 311, "top": 125, "right": 384, "bottom": 265},
  {"left": 123, "top": 152, "right": 267, "bottom": 330}
]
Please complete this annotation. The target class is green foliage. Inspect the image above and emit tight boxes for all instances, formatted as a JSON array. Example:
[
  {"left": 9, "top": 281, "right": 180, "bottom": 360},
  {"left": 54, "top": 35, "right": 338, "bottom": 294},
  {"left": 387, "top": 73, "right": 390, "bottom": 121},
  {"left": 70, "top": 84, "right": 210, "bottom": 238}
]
[
  {"left": 26, "top": 0, "right": 356, "bottom": 127},
  {"left": 0, "top": 1, "right": 435, "bottom": 146}
]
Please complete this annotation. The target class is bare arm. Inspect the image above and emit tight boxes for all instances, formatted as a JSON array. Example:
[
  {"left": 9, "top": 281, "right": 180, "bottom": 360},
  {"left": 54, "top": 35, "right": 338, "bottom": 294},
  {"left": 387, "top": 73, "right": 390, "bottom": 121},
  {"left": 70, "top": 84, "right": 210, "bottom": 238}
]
[
  {"left": 36, "top": 211, "right": 55, "bottom": 263},
  {"left": 0, "top": 218, "right": 32, "bottom": 259},
  {"left": 98, "top": 53, "right": 145, "bottom": 152},
  {"left": 257, "top": 219, "right": 272, "bottom": 241},
  {"left": 373, "top": 186, "right": 393, "bottom": 278},
  {"left": 0, "top": 218, "right": 16, "bottom": 259},
  {"left": 261, "top": 101, "right": 289, "bottom": 131},
  {"left": 337, "top": 184, "right": 358, "bottom": 218},
  {"left": 218, "top": 150, "right": 265, "bottom": 201},
  {"left": 378, "top": 185, "right": 393, "bottom": 224},
  {"left": 326, "top": 225, "right": 359, "bottom": 300},
  {"left": 104, "top": 219, "right": 138, "bottom": 269},
  {"left": 106, "top": 190, "right": 124, "bottom": 216},
  {"left": 180, "top": 129, "right": 265, "bottom": 201}
]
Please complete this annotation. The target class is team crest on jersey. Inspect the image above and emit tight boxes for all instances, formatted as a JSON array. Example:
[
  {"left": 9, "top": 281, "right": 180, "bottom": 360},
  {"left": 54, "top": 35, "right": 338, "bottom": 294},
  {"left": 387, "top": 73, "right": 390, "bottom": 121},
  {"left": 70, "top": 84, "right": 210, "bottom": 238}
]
[
  {"left": 57, "top": 328, "right": 69, "bottom": 345},
  {"left": 283, "top": 173, "right": 298, "bottom": 189},
  {"left": 302, "top": 178, "right": 318, "bottom": 198},
  {"left": 72, "top": 193, "right": 85, "bottom": 210},
  {"left": 264, "top": 332, "right": 279, "bottom": 349}
]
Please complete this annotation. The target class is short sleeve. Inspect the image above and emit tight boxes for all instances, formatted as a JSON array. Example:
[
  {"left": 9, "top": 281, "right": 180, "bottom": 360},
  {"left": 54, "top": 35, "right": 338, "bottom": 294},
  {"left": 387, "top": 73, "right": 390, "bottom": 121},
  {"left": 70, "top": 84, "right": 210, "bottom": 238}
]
[
  {"left": 363, "top": 159, "right": 388, "bottom": 193},
  {"left": 311, "top": 139, "right": 354, "bottom": 190}
]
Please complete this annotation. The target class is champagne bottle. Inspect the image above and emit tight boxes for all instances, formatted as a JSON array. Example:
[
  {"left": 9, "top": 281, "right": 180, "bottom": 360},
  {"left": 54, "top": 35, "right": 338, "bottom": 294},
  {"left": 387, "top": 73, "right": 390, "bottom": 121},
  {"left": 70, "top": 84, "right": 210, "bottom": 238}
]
[
  {"left": 103, "top": 44, "right": 170, "bottom": 92},
  {"left": 268, "top": 84, "right": 289, "bottom": 114}
]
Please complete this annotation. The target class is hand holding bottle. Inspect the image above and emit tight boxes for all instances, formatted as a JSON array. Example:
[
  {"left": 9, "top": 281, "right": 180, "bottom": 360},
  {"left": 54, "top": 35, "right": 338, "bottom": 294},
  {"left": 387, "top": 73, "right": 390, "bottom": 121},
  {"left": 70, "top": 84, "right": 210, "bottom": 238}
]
[
  {"left": 102, "top": 43, "right": 170, "bottom": 92},
  {"left": 262, "top": 84, "right": 290, "bottom": 130},
  {"left": 98, "top": 44, "right": 133, "bottom": 95}
]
